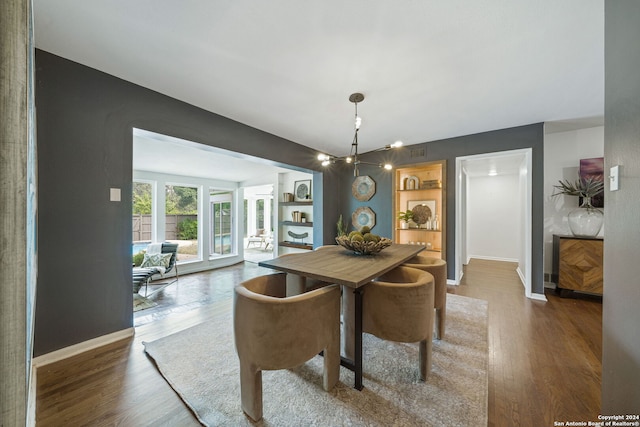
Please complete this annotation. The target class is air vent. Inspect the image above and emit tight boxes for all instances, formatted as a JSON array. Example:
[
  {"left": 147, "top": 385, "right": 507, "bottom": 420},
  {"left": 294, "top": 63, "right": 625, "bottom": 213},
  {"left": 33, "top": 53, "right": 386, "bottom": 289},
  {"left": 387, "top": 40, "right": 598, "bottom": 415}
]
[{"left": 410, "top": 148, "right": 426, "bottom": 158}]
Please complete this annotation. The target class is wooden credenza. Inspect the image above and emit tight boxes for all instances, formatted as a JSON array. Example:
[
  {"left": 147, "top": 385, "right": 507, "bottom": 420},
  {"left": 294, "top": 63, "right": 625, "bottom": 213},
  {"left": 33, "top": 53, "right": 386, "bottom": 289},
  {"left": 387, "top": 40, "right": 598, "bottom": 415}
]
[{"left": 552, "top": 235, "right": 603, "bottom": 296}]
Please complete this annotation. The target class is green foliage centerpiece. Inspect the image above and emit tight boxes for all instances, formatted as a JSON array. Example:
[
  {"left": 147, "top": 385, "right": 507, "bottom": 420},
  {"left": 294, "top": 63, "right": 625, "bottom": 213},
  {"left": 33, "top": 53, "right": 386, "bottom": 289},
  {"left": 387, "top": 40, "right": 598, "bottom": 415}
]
[{"left": 335, "top": 226, "right": 392, "bottom": 255}]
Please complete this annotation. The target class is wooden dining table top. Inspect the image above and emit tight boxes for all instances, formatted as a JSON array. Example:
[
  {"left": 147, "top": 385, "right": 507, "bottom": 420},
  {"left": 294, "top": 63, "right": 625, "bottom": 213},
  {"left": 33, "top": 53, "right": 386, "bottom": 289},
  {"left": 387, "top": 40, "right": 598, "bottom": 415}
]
[{"left": 258, "top": 244, "right": 424, "bottom": 288}]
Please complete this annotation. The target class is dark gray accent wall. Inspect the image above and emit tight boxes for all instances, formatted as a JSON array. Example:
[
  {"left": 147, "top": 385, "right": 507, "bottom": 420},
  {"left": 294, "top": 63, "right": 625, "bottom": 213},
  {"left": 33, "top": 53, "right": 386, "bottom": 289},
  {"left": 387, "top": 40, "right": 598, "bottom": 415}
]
[
  {"left": 34, "top": 50, "right": 337, "bottom": 356},
  {"left": 347, "top": 124, "right": 545, "bottom": 293},
  {"left": 602, "top": 1, "right": 640, "bottom": 413}
]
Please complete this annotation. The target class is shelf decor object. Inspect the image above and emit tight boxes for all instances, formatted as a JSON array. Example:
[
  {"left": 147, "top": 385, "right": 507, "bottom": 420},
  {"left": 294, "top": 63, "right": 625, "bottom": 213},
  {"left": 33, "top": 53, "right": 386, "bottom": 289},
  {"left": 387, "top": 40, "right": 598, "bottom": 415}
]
[
  {"left": 316, "top": 93, "right": 403, "bottom": 176},
  {"left": 403, "top": 176, "right": 420, "bottom": 190},
  {"left": 421, "top": 179, "right": 442, "bottom": 189},
  {"left": 282, "top": 192, "right": 294, "bottom": 202},
  {"left": 352, "top": 206, "right": 376, "bottom": 230},
  {"left": 294, "top": 180, "right": 311, "bottom": 201},
  {"left": 287, "top": 230, "right": 309, "bottom": 244},
  {"left": 408, "top": 200, "right": 436, "bottom": 227},
  {"left": 352, "top": 175, "right": 376, "bottom": 201},
  {"left": 397, "top": 210, "right": 413, "bottom": 229}
]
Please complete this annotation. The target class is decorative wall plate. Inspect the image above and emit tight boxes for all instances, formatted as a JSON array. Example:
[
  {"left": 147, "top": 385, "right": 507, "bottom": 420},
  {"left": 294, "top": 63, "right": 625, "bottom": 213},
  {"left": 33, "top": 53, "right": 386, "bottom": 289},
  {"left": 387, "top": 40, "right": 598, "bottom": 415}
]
[
  {"left": 411, "top": 204, "right": 432, "bottom": 225},
  {"left": 352, "top": 175, "right": 376, "bottom": 201},
  {"left": 294, "top": 179, "right": 312, "bottom": 201},
  {"left": 352, "top": 206, "right": 376, "bottom": 230},
  {"left": 408, "top": 200, "right": 436, "bottom": 225}
]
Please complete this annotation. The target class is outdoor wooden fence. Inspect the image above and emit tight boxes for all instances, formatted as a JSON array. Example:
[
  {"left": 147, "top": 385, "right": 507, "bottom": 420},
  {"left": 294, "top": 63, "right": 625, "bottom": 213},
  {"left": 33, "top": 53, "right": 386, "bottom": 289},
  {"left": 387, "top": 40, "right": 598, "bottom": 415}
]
[{"left": 132, "top": 214, "right": 197, "bottom": 241}]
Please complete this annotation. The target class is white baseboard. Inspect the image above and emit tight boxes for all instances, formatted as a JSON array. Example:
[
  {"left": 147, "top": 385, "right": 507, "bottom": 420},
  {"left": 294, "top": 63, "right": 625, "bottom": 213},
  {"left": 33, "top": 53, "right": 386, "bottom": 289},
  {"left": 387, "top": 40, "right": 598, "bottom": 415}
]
[
  {"left": 516, "top": 266, "right": 526, "bottom": 287},
  {"left": 528, "top": 292, "right": 548, "bottom": 301},
  {"left": 468, "top": 255, "right": 519, "bottom": 263},
  {"left": 32, "top": 327, "right": 134, "bottom": 368}
]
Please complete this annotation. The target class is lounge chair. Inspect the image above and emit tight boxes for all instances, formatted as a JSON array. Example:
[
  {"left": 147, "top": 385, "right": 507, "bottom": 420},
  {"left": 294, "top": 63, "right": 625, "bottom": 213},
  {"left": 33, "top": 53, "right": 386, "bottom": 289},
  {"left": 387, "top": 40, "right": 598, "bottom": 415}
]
[
  {"left": 132, "top": 242, "right": 179, "bottom": 296},
  {"left": 246, "top": 229, "right": 266, "bottom": 248}
]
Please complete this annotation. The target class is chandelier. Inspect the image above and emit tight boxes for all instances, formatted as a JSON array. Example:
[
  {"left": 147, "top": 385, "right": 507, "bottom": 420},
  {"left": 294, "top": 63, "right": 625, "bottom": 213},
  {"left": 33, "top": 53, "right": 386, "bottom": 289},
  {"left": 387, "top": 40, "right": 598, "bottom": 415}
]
[{"left": 317, "top": 93, "right": 403, "bottom": 176}]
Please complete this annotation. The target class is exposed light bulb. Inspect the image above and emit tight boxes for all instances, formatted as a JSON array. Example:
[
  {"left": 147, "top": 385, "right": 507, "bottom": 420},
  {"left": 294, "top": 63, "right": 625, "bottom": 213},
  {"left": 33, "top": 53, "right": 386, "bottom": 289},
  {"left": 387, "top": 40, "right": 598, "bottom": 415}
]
[
  {"left": 355, "top": 116, "right": 362, "bottom": 130},
  {"left": 345, "top": 156, "right": 353, "bottom": 164},
  {"left": 321, "top": 160, "right": 331, "bottom": 166},
  {"left": 390, "top": 140, "right": 403, "bottom": 148},
  {"left": 317, "top": 153, "right": 328, "bottom": 161},
  {"left": 383, "top": 163, "right": 393, "bottom": 170}
]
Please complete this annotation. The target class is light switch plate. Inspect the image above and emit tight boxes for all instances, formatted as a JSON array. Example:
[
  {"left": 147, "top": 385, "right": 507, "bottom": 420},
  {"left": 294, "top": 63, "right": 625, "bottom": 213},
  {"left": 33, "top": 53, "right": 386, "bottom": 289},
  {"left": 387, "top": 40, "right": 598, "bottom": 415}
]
[
  {"left": 110, "top": 187, "right": 121, "bottom": 201},
  {"left": 610, "top": 165, "right": 619, "bottom": 191}
]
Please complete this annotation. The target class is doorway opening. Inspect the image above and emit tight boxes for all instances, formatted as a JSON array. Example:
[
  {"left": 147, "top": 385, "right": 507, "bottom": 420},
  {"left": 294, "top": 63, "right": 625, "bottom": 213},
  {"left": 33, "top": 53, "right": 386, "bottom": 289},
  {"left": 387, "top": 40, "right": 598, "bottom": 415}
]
[
  {"left": 243, "top": 185, "right": 275, "bottom": 264},
  {"left": 131, "top": 128, "right": 301, "bottom": 324},
  {"left": 455, "top": 148, "right": 542, "bottom": 300}
]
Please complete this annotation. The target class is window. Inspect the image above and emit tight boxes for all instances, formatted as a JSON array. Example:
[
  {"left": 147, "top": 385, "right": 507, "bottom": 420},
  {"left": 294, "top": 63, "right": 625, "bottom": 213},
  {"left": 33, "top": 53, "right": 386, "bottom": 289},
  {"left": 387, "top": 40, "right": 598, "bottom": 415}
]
[
  {"left": 210, "top": 191, "right": 233, "bottom": 256},
  {"left": 132, "top": 181, "right": 152, "bottom": 253},
  {"left": 256, "top": 199, "right": 265, "bottom": 230},
  {"left": 165, "top": 184, "right": 199, "bottom": 262}
]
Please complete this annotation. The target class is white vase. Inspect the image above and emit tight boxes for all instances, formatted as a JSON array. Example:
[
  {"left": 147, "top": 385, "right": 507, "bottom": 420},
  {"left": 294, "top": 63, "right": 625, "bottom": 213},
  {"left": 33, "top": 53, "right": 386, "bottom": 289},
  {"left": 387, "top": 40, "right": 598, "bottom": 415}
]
[{"left": 568, "top": 197, "right": 603, "bottom": 237}]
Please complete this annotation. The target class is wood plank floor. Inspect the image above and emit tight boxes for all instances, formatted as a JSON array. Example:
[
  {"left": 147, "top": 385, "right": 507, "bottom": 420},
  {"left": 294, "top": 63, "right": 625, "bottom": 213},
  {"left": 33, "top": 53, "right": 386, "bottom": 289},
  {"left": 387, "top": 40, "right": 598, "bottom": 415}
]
[
  {"left": 451, "top": 259, "right": 602, "bottom": 426},
  {"left": 35, "top": 258, "right": 602, "bottom": 426}
]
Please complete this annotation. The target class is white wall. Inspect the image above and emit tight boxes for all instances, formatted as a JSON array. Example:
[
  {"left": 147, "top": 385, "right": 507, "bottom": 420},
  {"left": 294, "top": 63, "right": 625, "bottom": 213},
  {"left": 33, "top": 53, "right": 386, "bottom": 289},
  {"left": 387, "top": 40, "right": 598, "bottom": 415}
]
[
  {"left": 543, "top": 126, "right": 604, "bottom": 280},
  {"left": 467, "top": 173, "right": 521, "bottom": 261}
]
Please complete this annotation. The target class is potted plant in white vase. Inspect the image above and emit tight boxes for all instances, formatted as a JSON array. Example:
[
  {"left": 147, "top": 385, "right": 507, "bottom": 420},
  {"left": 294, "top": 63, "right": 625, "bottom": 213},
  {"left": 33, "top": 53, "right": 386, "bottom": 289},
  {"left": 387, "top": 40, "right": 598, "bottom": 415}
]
[
  {"left": 552, "top": 177, "right": 604, "bottom": 237},
  {"left": 397, "top": 210, "right": 414, "bottom": 229}
]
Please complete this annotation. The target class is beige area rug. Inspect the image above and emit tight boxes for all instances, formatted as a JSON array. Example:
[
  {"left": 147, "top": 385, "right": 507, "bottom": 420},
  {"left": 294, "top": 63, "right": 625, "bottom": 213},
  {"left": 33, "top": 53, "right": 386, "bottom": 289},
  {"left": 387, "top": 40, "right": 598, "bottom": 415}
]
[
  {"left": 143, "top": 294, "right": 488, "bottom": 426},
  {"left": 133, "top": 293, "right": 157, "bottom": 312}
]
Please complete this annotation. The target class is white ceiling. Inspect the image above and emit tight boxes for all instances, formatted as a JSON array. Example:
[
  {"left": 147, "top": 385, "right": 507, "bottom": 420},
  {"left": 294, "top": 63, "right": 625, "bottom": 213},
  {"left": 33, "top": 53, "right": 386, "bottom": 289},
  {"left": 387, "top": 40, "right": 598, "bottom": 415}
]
[
  {"left": 461, "top": 152, "right": 526, "bottom": 178},
  {"left": 34, "top": 0, "right": 604, "bottom": 180},
  {"left": 132, "top": 129, "right": 294, "bottom": 182}
]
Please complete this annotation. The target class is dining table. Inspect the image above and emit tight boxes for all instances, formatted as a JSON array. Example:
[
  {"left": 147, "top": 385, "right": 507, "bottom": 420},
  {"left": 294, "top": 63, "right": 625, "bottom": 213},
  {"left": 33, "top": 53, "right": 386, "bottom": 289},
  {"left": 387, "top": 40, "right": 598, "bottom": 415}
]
[{"left": 259, "top": 243, "right": 424, "bottom": 390}]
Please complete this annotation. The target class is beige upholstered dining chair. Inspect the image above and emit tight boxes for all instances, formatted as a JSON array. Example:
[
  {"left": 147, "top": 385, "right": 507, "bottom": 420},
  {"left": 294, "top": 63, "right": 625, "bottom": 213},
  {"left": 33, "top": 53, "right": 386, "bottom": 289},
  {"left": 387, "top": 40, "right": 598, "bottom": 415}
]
[
  {"left": 343, "top": 265, "right": 435, "bottom": 381},
  {"left": 403, "top": 256, "right": 447, "bottom": 339},
  {"left": 233, "top": 273, "right": 341, "bottom": 422}
]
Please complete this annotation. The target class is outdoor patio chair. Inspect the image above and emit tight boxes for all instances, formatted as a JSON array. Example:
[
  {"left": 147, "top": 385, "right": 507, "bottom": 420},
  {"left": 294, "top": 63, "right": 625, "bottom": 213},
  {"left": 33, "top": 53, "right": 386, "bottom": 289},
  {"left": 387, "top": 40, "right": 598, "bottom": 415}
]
[{"left": 246, "top": 229, "right": 266, "bottom": 248}]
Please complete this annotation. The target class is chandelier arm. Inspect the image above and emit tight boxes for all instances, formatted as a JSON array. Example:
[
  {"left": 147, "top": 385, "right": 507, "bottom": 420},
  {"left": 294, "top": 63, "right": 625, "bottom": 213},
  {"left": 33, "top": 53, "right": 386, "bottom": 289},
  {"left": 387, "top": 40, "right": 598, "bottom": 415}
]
[
  {"left": 318, "top": 92, "right": 401, "bottom": 173},
  {"left": 357, "top": 161, "right": 386, "bottom": 167}
]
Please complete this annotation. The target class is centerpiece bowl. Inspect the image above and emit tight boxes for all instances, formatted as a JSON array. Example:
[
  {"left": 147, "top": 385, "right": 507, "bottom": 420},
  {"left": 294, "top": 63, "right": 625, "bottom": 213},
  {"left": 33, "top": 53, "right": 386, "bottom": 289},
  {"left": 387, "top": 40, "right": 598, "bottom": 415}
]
[{"left": 335, "top": 235, "right": 393, "bottom": 255}]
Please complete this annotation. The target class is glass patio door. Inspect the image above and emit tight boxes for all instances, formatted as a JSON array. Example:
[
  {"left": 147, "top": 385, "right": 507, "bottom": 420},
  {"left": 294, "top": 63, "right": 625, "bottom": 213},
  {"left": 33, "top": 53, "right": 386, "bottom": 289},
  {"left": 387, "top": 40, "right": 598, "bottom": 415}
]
[{"left": 210, "top": 191, "right": 233, "bottom": 256}]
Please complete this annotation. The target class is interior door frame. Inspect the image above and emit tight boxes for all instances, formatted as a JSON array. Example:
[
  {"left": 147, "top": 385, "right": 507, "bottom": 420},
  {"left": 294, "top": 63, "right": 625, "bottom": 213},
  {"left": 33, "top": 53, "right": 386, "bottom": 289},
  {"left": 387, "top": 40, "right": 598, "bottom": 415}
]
[{"left": 454, "top": 148, "right": 539, "bottom": 299}]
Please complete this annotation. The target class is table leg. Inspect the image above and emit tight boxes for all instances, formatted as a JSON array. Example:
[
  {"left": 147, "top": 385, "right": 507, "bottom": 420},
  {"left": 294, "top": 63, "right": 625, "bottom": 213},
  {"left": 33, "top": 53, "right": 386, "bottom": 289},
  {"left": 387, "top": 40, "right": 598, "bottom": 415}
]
[
  {"left": 341, "top": 286, "right": 363, "bottom": 390},
  {"left": 354, "top": 287, "right": 363, "bottom": 390},
  {"left": 285, "top": 273, "right": 305, "bottom": 296}
]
